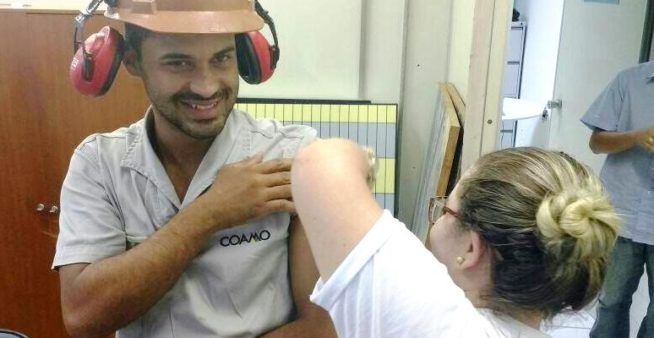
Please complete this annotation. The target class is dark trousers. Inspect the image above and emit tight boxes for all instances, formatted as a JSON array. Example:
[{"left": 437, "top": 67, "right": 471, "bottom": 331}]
[{"left": 590, "top": 237, "right": 654, "bottom": 338}]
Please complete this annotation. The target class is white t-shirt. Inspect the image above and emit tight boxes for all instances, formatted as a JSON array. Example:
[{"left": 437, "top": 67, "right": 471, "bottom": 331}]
[
  {"left": 53, "top": 109, "right": 317, "bottom": 338},
  {"left": 310, "top": 210, "right": 549, "bottom": 338}
]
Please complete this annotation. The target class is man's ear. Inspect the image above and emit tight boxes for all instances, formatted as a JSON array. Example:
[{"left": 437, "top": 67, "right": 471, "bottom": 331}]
[
  {"left": 122, "top": 47, "right": 142, "bottom": 77},
  {"left": 460, "top": 231, "right": 488, "bottom": 270}
]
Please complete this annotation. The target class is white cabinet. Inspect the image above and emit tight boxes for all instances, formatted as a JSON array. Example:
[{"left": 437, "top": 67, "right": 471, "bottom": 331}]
[
  {"left": 503, "top": 22, "right": 527, "bottom": 98},
  {"left": 498, "top": 21, "right": 527, "bottom": 150},
  {"left": 502, "top": 63, "right": 522, "bottom": 98}
]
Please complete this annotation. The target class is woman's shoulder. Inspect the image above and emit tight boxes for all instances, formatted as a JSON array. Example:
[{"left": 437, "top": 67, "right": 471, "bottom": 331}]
[{"left": 478, "top": 309, "right": 551, "bottom": 338}]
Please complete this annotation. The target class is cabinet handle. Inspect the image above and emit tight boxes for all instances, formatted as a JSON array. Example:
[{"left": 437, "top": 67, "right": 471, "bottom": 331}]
[
  {"left": 35, "top": 203, "right": 45, "bottom": 212},
  {"left": 49, "top": 206, "right": 59, "bottom": 214}
]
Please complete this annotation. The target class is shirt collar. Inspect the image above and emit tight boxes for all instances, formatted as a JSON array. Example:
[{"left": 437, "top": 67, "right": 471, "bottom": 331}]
[
  {"left": 120, "top": 107, "right": 243, "bottom": 208},
  {"left": 120, "top": 108, "right": 181, "bottom": 206}
]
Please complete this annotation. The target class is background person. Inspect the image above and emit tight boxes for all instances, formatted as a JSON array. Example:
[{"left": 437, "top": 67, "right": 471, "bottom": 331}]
[{"left": 582, "top": 60, "right": 654, "bottom": 338}]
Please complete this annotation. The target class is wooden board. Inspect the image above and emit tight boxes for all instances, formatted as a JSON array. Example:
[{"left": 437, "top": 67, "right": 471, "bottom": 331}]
[
  {"left": 435, "top": 84, "right": 462, "bottom": 196},
  {"left": 446, "top": 83, "right": 466, "bottom": 122},
  {"left": 410, "top": 83, "right": 462, "bottom": 240},
  {"left": 445, "top": 83, "right": 466, "bottom": 193}
]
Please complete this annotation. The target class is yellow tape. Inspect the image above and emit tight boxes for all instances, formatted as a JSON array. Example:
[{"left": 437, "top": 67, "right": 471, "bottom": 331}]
[
  {"left": 348, "top": 105, "right": 359, "bottom": 123},
  {"left": 372, "top": 158, "right": 395, "bottom": 194},
  {"left": 292, "top": 104, "right": 302, "bottom": 122},
  {"left": 237, "top": 103, "right": 397, "bottom": 124}
]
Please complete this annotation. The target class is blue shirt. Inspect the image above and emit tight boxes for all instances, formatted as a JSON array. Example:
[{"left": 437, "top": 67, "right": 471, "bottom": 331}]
[{"left": 581, "top": 61, "right": 654, "bottom": 245}]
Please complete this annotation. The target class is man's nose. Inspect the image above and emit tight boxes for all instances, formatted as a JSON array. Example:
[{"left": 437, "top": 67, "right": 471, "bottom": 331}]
[{"left": 189, "top": 67, "right": 221, "bottom": 98}]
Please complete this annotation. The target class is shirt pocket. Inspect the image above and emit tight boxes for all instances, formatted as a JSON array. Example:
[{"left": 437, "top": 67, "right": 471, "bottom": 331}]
[
  {"left": 122, "top": 180, "right": 177, "bottom": 246},
  {"left": 210, "top": 216, "right": 294, "bottom": 332}
]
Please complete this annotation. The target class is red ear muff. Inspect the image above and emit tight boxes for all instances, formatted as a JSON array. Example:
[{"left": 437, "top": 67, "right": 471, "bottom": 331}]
[
  {"left": 70, "top": 26, "right": 124, "bottom": 96},
  {"left": 236, "top": 31, "right": 275, "bottom": 84},
  {"left": 236, "top": 1, "right": 280, "bottom": 85}
]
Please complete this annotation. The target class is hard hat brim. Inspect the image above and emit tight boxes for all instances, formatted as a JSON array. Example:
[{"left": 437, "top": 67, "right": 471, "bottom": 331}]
[{"left": 105, "top": 8, "right": 264, "bottom": 34}]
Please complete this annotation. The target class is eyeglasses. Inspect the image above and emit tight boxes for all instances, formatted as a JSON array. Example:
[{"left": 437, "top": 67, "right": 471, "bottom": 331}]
[{"left": 428, "top": 196, "right": 460, "bottom": 224}]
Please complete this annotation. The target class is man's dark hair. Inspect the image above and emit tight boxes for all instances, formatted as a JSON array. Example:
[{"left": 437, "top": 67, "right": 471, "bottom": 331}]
[{"left": 124, "top": 23, "right": 151, "bottom": 59}]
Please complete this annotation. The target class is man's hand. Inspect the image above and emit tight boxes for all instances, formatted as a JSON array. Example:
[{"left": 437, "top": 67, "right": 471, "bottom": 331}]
[
  {"left": 198, "top": 154, "right": 295, "bottom": 229},
  {"left": 635, "top": 127, "right": 654, "bottom": 152}
]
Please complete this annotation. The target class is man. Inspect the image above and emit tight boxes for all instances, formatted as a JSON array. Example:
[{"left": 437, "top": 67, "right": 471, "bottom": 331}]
[
  {"left": 584, "top": 60, "right": 654, "bottom": 338},
  {"left": 52, "top": 1, "right": 335, "bottom": 337}
]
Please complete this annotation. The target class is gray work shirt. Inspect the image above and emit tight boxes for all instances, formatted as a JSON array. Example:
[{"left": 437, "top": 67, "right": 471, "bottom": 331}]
[
  {"left": 52, "top": 109, "right": 317, "bottom": 337},
  {"left": 581, "top": 61, "right": 654, "bottom": 244}
]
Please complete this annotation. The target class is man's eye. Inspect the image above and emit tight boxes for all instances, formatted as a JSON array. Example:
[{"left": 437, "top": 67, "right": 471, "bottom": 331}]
[
  {"left": 214, "top": 54, "right": 234, "bottom": 64},
  {"left": 165, "top": 60, "right": 193, "bottom": 69}
]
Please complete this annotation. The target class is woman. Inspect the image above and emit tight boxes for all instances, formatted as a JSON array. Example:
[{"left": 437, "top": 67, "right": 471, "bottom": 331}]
[{"left": 291, "top": 139, "right": 619, "bottom": 337}]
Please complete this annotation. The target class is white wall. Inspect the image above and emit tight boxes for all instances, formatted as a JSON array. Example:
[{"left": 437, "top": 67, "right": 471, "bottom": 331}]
[
  {"left": 240, "top": 0, "right": 363, "bottom": 99},
  {"left": 359, "top": 0, "right": 407, "bottom": 103},
  {"left": 396, "top": 0, "right": 452, "bottom": 225},
  {"left": 512, "top": 0, "right": 564, "bottom": 148},
  {"left": 447, "top": 0, "right": 476, "bottom": 101}
]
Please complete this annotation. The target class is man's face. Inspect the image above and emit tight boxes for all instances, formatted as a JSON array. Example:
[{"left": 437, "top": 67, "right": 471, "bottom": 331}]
[{"left": 136, "top": 32, "right": 240, "bottom": 140}]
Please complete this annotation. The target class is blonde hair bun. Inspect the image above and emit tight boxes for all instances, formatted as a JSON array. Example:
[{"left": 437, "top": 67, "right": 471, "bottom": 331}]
[{"left": 536, "top": 184, "right": 619, "bottom": 262}]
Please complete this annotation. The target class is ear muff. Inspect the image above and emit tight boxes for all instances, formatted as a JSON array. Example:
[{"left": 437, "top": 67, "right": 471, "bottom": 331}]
[
  {"left": 70, "top": 26, "right": 124, "bottom": 96},
  {"left": 236, "top": 32, "right": 268, "bottom": 84},
  {"left": 236, "top": 1, "right": 280, "bottom": 85}
]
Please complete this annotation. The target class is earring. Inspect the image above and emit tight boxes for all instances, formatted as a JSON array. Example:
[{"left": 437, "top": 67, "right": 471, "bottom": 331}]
[{"left": 456, "top": 256, "right": 465, "bottom": 265}]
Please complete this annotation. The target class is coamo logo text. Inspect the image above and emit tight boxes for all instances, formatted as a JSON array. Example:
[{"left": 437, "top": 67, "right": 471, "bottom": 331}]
[{"left": 220, "top": 230, "right": 272, "bottom": 247}]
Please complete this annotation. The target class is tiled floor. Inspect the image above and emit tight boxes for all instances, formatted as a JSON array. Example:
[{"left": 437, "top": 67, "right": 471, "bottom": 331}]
[{"left": 542, "top": 311, "right": 594, "bottom": 338}]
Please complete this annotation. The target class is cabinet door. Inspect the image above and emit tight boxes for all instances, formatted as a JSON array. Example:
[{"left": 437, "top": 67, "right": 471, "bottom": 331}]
[
  {"left": 507, "top": 27, "right": 525, "bottom": 63},
  {"left": 0, "top": 11, "right": 63, "bottom": 337},
  {"left": 502, "top": 63, "right": 521, "bottom": 98},
  {"left": 0, "top": 11, "right": 147, "bottom": 337}
]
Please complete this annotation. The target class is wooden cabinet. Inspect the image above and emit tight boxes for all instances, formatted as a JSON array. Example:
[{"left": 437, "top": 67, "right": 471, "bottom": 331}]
[{"left": 0, "top": 9, "right": 148, "bottom": 337}]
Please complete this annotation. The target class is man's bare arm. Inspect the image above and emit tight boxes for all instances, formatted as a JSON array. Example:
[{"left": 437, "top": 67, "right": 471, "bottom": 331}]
[
  {"left": 59, "top": 201, "right": 220, "bottom": 338},
  {"left": 259, "top": 217, "right": 337, "bottom": 338},
  {"left": 589, "top": 127, "right": 654, "bottom": 154}
]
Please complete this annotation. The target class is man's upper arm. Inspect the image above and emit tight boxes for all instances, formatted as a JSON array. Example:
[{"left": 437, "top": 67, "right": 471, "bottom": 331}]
[
  {"left": 288, "top": 217, "right": 322, "bottom": 314},
  {"left": 53, "top": 143, "right": 125, "bottom": 269},
  {"left": 581, "top": 74, "right": 624, "bottom": 132},
  {"left": 58, "top": 263, "right": 88, "bottom": 308}
]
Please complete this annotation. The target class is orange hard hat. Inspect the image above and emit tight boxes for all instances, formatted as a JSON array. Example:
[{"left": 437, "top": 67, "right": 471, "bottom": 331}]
[{"left": 104, "top": 0, "right": 264, "bottom": 34}]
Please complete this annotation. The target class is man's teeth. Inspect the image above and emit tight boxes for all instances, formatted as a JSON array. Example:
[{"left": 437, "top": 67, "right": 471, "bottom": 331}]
[{"left": 185, "top": 102, "right": 218, "bottom": 110}]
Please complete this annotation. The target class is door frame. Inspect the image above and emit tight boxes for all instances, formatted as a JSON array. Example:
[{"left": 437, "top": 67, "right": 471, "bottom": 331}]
[
  {"left": 641, "top": 0, "right": 654, "bottom": 62},
  {"left": 461, "top": 0, "right": 513, "bottom": 171}
]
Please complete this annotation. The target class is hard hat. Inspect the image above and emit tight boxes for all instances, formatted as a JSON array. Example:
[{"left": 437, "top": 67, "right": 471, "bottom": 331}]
[{"left": 104, "top": 0, "right": 264, "bottom": 34}]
